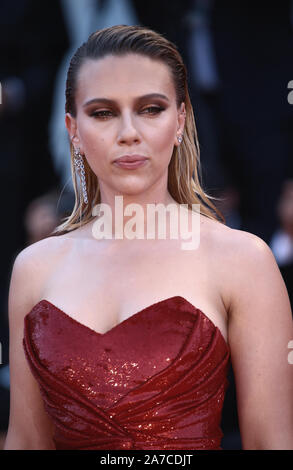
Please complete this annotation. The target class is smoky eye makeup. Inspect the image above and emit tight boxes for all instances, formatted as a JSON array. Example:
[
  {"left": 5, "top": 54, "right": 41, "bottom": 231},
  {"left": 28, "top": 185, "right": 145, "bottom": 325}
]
[
  {"left": 84, "top": 93, "right": 170, "bottom": 119},
  {"left": 88, "top": 103, "right": 167, "bottom": 119},
  {"left": 89, "top": 109, "right": 115, "bottom": 118},
  {"left": 140, "top": 105, "right": 166, "bottom": 114}
]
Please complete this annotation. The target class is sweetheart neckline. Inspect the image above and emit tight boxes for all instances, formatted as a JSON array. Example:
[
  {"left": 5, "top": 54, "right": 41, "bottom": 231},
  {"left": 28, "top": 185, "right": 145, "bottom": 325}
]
[{"left": 25, "top": 295, "right": 229, "bottom": 351}]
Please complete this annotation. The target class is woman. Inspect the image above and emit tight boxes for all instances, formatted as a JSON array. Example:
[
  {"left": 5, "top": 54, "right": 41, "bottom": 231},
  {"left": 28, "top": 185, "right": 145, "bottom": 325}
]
[{"left": 4, "top": 25, "right": 293, "bottom": 450}]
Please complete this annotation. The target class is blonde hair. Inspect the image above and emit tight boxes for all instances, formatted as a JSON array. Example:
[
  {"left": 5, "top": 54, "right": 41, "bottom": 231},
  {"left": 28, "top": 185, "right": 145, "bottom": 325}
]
[{"left": 51, "top": 25, "right": 225, "bottom": 235}]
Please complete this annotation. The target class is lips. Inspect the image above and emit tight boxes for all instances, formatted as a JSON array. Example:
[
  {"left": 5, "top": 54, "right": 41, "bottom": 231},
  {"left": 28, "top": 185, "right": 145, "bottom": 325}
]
[{"left": 114, "top": 155, "right": 148, "bottom": 163}]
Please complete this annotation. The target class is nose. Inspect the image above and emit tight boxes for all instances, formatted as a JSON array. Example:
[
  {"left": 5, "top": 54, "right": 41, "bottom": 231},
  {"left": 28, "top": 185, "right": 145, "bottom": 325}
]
[{"left": 117, "top": 112, "right": 141, "bottom": 146}]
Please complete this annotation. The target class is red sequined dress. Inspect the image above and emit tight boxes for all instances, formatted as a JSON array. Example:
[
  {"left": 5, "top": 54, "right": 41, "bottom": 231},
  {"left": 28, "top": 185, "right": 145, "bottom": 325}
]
[{"left": 23, "top": 295, "right": 230, "bottom": 450}]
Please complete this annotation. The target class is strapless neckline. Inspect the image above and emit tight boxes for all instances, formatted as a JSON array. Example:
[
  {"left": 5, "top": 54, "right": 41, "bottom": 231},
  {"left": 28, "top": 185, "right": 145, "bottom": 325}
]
[
  {"left": 23, "top": 294, "right": 231, "bottom": 450},
  {"left": 25, "top": 295, "right": 229, "bottom": 351}
]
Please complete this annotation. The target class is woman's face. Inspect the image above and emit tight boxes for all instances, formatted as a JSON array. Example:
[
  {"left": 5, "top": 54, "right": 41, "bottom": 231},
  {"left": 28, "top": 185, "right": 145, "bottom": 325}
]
[{"left": 66, "top": 53, "right": 185, "bottom": 199}]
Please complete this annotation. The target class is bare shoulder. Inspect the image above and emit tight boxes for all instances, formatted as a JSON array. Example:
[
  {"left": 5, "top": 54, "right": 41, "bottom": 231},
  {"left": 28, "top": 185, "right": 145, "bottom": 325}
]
[
  {"left": 198, "top": 216, "right": 271, "bottom": 264},
  {"left": 223, "top": 224, "right": 272, "bottom": 257},
  {"left": 200, "top": 217, "right": 283, "bottom": 311},
  {"left": 15, "top": 233, "right": 74, "bottom": 262},
  {"left": 13, "top": 234, "right": 73, "bottom": 276},
  {"left": 11, "top": 234, "right": 74, "bottom": 308},
  {"left": 201, "top": 215, "right": 270, "bottom": 253},
  {"left": 212, "top": 222, "right": 290, "bottom": 318},
  {"left": 223, "top": 225, "right": 279, "bottom": 283}
]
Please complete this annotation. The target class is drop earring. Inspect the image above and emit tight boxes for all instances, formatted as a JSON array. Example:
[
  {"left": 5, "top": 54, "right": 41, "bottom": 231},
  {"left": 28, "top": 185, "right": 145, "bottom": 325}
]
[{"left": 73, "top": 147, "right": 88, "bottom": 204}]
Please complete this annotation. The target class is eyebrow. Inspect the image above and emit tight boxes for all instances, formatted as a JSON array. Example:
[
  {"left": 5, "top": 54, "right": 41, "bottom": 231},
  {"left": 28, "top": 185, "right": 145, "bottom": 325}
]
[{"left": 82, "top": 93, "right": 170, "bottom": 107}]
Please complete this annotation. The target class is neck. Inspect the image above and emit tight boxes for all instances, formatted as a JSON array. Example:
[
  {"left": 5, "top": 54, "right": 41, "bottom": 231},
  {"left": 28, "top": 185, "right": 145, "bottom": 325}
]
[{"left": 91, "top": 189, "right": 181, "bottom": 242}]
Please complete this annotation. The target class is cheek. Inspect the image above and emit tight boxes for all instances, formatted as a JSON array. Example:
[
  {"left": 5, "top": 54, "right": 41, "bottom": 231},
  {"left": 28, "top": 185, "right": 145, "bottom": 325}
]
[
  {"left": 78, "top": 121, "right": 108, "bottom": 159},
  {"left": 151, "top": 118, "right": 177, "bottom": 156}
]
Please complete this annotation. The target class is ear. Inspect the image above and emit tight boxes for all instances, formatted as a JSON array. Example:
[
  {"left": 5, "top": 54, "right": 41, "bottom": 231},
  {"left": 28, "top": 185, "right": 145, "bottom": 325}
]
[
  {"left": 174, "top": 102, "right": 186, "bottom": 147},
  {"left": 65, "top": 113, "right": 82, "bottom": 151}
]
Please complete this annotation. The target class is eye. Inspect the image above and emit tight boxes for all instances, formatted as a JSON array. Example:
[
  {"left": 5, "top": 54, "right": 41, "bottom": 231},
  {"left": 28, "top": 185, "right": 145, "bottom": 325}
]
[
  {"left": 90, "top": 110, "right": 114, "bottom": 119},
  {"left": 140, "top": 106, "right": 165, "bottom": 115}
]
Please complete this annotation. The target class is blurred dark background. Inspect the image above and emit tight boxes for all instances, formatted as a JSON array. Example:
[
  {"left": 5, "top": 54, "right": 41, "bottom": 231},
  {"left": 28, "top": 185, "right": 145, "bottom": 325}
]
[{"left": 1, "top": 0, "right": 293, "bottom": 450}]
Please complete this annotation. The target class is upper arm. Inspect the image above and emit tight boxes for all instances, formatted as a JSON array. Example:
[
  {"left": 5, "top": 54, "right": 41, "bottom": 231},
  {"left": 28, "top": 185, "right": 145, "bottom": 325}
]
[
  {"left": 227, "top": 231, "right": 293, "bottom": 450},
  {"left": 4, "top": 246, "right": 55, "bottom": 450}
]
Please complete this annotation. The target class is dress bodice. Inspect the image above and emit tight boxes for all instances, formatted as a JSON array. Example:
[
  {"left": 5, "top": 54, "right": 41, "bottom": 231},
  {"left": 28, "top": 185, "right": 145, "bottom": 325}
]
[{"left": 23, "top": 295, "right": 230, "bottom": 450}]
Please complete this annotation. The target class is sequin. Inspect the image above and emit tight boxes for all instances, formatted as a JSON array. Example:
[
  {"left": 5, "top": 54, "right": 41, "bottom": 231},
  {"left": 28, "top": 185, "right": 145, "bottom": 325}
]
[{"left": 23, "top": 296, "right": 230, "bottom": 450}]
